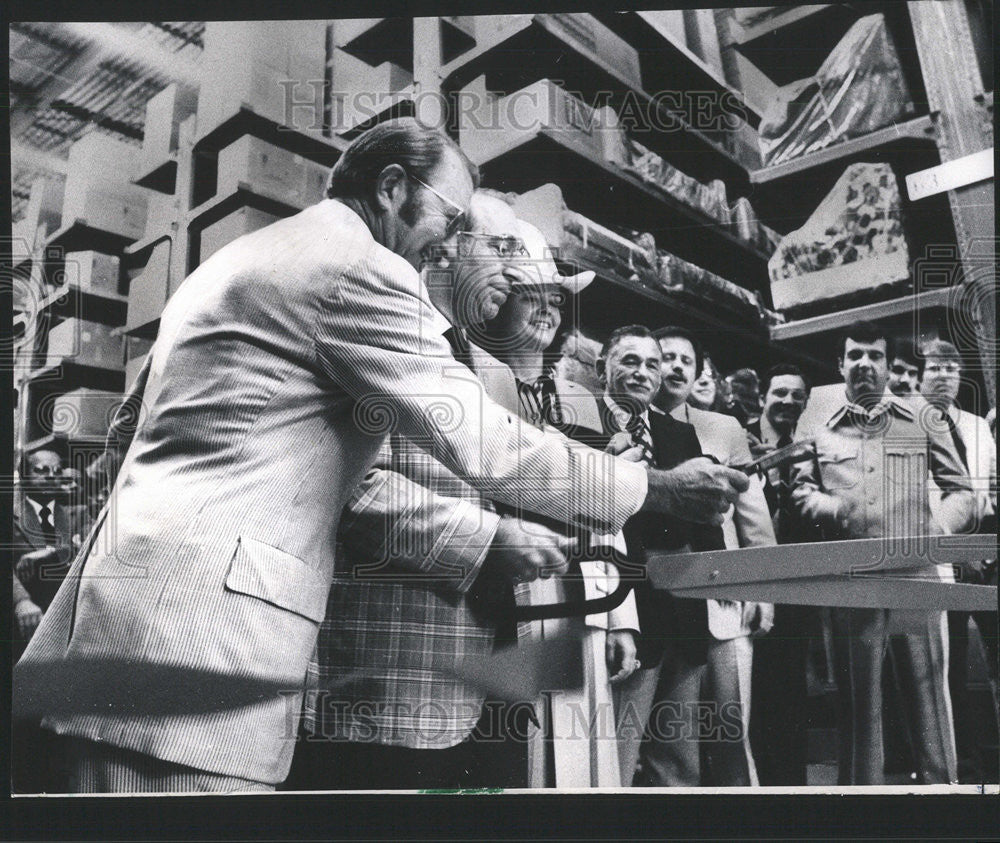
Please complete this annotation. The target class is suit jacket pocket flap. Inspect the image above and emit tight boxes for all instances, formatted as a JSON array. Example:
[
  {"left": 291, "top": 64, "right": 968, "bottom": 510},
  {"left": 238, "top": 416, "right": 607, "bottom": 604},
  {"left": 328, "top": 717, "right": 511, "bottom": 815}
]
[{"left": 225, "top": 536, "right": 328, "bottom": 623}]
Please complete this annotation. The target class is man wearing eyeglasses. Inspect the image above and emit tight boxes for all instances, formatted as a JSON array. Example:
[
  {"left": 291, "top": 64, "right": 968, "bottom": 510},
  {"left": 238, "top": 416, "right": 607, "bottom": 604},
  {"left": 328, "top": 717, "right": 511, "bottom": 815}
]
[
  {"left": 289, "top": 191, "right": 563, "bottom": 790},
  {"left": 17, "top": 117, "right": 748, "bottom": 793},
  {"left": 920, "top": 339, "right": 998, "bottom": 783}
]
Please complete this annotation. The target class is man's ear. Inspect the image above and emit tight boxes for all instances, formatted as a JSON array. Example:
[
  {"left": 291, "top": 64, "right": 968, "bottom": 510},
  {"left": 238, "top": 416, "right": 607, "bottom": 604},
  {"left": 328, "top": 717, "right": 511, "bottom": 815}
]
[{"left": 374, "top": 164, "right": 407, "bottom": 213}]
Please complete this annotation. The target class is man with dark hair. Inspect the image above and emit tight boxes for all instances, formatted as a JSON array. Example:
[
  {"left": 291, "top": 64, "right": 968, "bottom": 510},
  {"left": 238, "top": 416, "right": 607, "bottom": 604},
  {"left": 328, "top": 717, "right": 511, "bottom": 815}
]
[
  {"left": 888, "top": 337, "right": 924, "bottom": 400},
  {"left": 635, "top": 325, "right": 775, "bottom": 787},
  {"left": 920, "top": 338, "right": 998, "bottom": 782},
  {"left": 791, "top": 321, "right": 975, "bottom": 784},
  {"left": 746, "top": 363, "right": 815, "bottom": 785},
  {"left": 17, "top": 117, "right": 748, "bottom": 793}
]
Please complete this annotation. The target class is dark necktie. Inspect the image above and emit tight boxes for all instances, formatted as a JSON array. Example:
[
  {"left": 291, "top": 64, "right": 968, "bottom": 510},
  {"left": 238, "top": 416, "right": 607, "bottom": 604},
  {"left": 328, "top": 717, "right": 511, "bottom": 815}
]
[
  {"left": 624, "top": 414, "right": 655, "bottom": 466},
  {"left": 940, "top": 410, "right": 970, "bottom": 472},
  {"left": 38, "top": 503, "right": 58, "bottom": 545},
  {"left": 775, "top": 432, "right": 794, "bottom": 516}
]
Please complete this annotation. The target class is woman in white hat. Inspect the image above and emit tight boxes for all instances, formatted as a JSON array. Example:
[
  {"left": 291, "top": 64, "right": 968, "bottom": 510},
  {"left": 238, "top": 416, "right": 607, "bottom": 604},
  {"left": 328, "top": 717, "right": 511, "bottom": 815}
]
[{"left": 474, "top": 219, "right": 640, "bottom": 788}]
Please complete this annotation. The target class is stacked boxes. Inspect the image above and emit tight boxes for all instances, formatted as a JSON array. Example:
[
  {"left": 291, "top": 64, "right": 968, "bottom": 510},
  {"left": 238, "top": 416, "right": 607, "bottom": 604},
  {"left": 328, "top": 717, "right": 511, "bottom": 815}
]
[
  {"left": 51, "top": 389, "right": 125, "bottom": 438},
  {"left": 199, "top": 206, "right": 281, "bottom": 264},
  {"left": 45, "top": 318, "right": 124, "bottom": 370},
  {"left": 216, "top": 135, "right": 329, "bottom": 209},
  {"left": 61, "top": 133, "right": 149, "bottom": 240},
  {"left": 198, "top": 21, "right": 327, "bottom": 140}
]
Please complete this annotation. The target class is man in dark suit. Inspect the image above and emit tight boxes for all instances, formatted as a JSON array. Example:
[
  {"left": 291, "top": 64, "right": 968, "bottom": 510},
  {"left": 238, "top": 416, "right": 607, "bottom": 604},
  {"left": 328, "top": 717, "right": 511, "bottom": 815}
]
[
  {"left": 13, "top": 448, "right": 87, "bottom": 620},
  {"left": 745, "top": 363, "right": 816, "bottom": 785},
  {"left": 592, "top": 325, "right": 733, "bottom": 786}
]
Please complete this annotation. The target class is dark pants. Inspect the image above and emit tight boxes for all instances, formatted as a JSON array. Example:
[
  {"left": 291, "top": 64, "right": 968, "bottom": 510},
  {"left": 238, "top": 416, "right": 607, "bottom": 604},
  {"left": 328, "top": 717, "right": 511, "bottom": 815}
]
[
  {"left": 947, "top": 562, "right": 999, "bottom": 781},
  {"left": 282, "top": 701, "right": 531, "bottom": 791},
  {"left": 749, "top": 605, "right": 815, "bottom": 786}
]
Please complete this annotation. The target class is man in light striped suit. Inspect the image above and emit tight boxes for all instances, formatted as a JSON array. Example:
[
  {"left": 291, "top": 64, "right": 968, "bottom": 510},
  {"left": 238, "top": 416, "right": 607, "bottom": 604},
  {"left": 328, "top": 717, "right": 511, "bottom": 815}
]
[{"left": 15, "top": 118, "right": 749, "bottom": 793}]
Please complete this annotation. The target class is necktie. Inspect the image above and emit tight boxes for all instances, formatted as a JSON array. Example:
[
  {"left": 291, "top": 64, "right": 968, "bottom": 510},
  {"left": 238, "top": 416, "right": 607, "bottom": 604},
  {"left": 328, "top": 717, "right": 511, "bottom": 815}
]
[
  {"left": 38, "top": 504, "right": 57, "bottom": 545},
  {"left": 516, "top": 378, "right": 543, "bottom": 426},
  {"left": 775, "top": 432, "right": 794, "bottom": 518},
  {"left": 625, "top": 414, "right": 655, "bottom": 465},
  {"left": 940, "top": 410, "right": 969, "bottom": 472}
]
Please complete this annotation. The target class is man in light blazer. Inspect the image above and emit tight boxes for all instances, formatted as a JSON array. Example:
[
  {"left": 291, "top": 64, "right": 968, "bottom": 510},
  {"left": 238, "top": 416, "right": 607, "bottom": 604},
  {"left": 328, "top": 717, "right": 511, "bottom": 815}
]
[
  {"left": 290, "top": 192, "right": 571, "bottom": 790},
  {"left": 647, "top": 325, "right": 777, "bottom": 786},
  {"left": 15, "top": 118, "right": 749, "bottom": 793}
]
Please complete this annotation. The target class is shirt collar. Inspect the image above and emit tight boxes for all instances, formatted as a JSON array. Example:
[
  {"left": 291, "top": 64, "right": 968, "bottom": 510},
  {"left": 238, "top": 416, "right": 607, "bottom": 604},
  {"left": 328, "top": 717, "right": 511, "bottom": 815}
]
[
  {"left": 603, "top": 395, "right": 649, "bottom": 430},
  {"left": 827, "top": 391, "right": 914, "bottom": 428},
  {"left": 26, "top": 497, "right": 56, "bottom": 518}
]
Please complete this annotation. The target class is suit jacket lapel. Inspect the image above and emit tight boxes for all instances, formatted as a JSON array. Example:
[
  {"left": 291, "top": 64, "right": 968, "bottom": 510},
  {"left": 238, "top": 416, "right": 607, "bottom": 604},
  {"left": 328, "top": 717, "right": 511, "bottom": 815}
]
[{"left": 15, "top": 494, "right": 45, "bottom": 549}]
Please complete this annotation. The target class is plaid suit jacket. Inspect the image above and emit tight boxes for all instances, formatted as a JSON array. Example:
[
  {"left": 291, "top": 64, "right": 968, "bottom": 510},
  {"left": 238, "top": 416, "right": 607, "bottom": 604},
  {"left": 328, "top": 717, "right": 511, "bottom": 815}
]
[{"left": 305, "top": 343, "right": 533, "bottom": 748}]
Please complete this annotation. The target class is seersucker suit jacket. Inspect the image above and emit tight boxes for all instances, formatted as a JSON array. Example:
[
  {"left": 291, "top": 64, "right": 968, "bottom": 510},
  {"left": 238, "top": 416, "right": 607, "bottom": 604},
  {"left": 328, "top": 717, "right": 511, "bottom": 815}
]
[{"left": 15, "top": 198, "right": 648, "bottom": 785}]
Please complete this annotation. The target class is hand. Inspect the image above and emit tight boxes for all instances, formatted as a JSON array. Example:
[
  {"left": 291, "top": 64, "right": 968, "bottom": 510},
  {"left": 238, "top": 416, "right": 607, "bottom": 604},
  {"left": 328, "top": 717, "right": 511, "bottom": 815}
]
[
  {"left": 484, "top": 515, "right": 574, "bottom": 584},
  {"left": 606, "top": 630, "right": 640, "bottom": 683},
  {"left": 605, "top": 431, "right": 635, "bottom": 456},
  {"left": 16, "top": 546, "right": 60, "bottom": 581},
  {"left": 746, "top": 432, "right": 774, "bottom": 461},
  {"left": 15, "top": 599, "right": 43, "bottom": 641},
  {"left": 643, "top": 458, "right": 750, "bottom": 525}
]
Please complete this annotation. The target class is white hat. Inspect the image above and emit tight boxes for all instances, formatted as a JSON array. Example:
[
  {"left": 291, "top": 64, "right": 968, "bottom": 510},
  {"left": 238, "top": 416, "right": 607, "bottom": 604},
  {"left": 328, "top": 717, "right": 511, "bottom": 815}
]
[{"left": 503, "top": 219, "right": 595, "bottom": 295}]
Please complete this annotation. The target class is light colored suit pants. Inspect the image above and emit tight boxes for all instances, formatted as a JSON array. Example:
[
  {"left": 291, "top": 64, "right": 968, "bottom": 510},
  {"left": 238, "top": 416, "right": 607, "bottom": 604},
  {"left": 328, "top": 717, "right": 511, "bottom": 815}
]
[{"left": 614, "top": 636, "right": 757, "bottom": 787}]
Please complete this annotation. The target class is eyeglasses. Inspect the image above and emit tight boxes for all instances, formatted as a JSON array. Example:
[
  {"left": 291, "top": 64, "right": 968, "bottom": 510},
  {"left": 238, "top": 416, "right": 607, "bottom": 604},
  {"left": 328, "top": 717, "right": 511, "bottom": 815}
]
[
  {"left": 406, "top": 171, "right": 467, "bottom": 238},
  {"left": 456, "top": 231, "right": 529, "bottom": 259},
  {"left": 890, "top": 365, "right": 919, "bottom": 376},
  {"left": 924, "top": 363, "right": 961, "bottom": 375}
]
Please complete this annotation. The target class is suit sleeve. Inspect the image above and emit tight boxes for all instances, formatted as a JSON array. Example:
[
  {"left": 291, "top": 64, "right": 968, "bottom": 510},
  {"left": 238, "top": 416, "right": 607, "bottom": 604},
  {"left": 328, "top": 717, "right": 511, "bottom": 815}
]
[
  {"left": 928, "top": 426, "right": 976, "bottom": 535},
  {"left": 724, "top": 418, "right": 777, "bottom": 549},
  {"left": 313, "top": 248, "right": 648, "bottom": 535},
  {"left": 101, "top": 352, "right": 152, "bottom": 494},
  {"left": 337, "top": 439, "right": 501, "bottom": 594}
]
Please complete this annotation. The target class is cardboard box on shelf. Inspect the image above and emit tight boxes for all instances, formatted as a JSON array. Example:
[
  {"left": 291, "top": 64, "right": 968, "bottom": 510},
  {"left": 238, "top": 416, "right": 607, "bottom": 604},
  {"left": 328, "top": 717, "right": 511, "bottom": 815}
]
[
  {"left": 199, "top": 206, "right": 281, "bottom": 264},
  {"left": 125, "top": 240, "right": 172, "bottom": 331},
  {"left": 45, "top": 318, "right": 125, "bottom": 370},
  {"left": 198, "top": 21, "right": 327, "bottom": 139},
  {"left": 459, "top": 76, "right": 618, "bottom": 166},
  {"left": 138, "top": 82, "right": 198, "bottom": 178},
  {"left": 216, "top": 135, "right": 329, "bottom": 209},
  {"left": 62, "top": 251, "right": 122, "bottom": 296},
  {"left": 51, "top": 388, "right": 124, "bottom": 438},
  {"left": 329, "top": 48, "right": 414, "bottom": 133},
  {"left": 471, "top": 14, "right": 641, "bottom": 90}
]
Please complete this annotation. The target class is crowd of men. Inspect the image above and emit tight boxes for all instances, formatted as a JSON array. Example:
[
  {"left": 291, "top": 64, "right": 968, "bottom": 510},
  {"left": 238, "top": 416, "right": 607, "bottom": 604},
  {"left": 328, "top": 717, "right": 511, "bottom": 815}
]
[{"left": 12, "top": 119, "right": 997, "bottom": 792}]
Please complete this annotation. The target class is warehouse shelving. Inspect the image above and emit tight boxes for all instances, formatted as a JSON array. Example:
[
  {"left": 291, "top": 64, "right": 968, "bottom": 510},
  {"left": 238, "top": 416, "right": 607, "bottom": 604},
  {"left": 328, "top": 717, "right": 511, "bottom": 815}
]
[
  {"left": 439, "top": 13, "right": 750, "bottom": 186},
  {"left": 769, "top": 287, "right": 954, "bottom": 341},
  {"left": 133, "top": 152, "right": 179, "bottom": 194},
  {"left": 477, "top": 127, "right": 771, "bottom": 293},
  {"left": 33, "top": 283, "right": 128, "bottom": 327},
  {"left": 43, "top": 220, "right": 136, "bottom": 259},
  {"left": 749, "top": 114, "right": 937, "bottom": 184}
]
